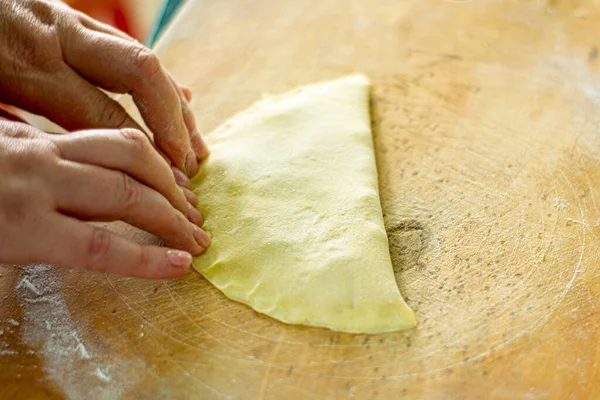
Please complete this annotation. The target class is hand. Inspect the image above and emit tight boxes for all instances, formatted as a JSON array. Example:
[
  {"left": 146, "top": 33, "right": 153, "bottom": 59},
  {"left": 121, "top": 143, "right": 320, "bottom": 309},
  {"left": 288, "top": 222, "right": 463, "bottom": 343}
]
[
  {"left": 0, "top": 120, "right": 210, "bottom": 278},
  {"left": 0, "top": 0, "right": 208, "bottom": 176}
]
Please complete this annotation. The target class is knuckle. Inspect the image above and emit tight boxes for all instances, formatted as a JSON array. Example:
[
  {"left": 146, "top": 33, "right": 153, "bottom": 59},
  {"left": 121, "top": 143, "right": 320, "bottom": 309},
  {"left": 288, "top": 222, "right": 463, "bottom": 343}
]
[
  {"left": 174, "top": 211, "right": 189, "bottom": 230},
  {"left": 0, "top": 182, "right": 34, "bottom": 225},
  {"left": 87, "top": 228, "right": 112, "bottom": 271},
  {"left": 137, "top": 246, "right": 152, "bottom": 270},
  {"left": 157, "top": 137, "right": 186, "bottom": 163},
  {"left": 28, "top": 0, "right": 60, "bottom": 24},
  {"left": 171, "top": 212, "right": 194, "bottom": 248},
  {"left": 1, "top": 120, "right": 37, "bottom": 139},
  {"left": 46, "top": 138, "right": 65, "bottom": 160},
  {"left": 119, "top": 128, "right": 149, "bottom": 153},
  {"left": 119, "top": 172, "right": 141, "bottom": 211},
  {"left": 131, "top": 46, "right": 161, "bottom": 80},
  {"left": 153, "top": 207, "right": 188, "bottom": 249},
  {"left": 100, "top": 101, "right": 128, "bottom": 129},
  {"left": 32, "top": 140, "right": 60, "bottom": 166}
]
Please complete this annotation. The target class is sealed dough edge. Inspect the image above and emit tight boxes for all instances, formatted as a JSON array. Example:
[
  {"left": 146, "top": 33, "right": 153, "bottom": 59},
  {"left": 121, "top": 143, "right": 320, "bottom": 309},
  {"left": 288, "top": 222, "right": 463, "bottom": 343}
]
[{"left": 192, "top": 75, "right": 416, "bottom": 334}]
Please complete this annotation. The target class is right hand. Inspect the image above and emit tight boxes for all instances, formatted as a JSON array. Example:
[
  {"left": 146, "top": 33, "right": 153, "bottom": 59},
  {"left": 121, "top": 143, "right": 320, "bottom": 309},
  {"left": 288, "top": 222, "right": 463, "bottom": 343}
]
[
  {"left": 0, "top": 120, "right": 210, "bottom": 279},
  {"left": 0, "top": 0, "right": 208, "bottom": 176}
]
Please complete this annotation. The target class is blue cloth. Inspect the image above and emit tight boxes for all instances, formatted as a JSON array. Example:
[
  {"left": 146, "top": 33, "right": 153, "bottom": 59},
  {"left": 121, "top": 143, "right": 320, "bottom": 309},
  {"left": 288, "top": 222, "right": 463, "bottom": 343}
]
[{"left": 147, "top": 0, "right": 185, "bottom": 48}]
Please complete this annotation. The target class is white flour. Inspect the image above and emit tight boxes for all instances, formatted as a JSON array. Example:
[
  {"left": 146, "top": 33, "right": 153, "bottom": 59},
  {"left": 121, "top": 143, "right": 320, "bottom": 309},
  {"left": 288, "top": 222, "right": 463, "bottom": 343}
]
[
  {"left": 1, "top": 337, "right": 17, "bottom": 356},
  {"left": 16, "top": 264, "right": 140, "bottom": 400}
]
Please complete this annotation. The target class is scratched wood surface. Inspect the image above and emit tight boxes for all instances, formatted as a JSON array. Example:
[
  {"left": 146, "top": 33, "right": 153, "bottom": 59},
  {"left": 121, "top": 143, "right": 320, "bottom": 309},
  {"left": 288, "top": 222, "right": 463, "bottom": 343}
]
[{"left": 2, "top": 0, "right": 600, "bottom": 398}]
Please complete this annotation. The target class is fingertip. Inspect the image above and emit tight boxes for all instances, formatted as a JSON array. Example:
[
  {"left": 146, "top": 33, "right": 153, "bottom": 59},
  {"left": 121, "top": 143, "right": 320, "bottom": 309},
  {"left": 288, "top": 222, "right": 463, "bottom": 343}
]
[
  {"left": 182, "top": 188, "right": 199, "bottom": 207},
  {"left": 187, "top": 203, "right": 204, "bottom": 227},
  {"left": 144, "top": 248, "right": 193, "bottom": 279},
  {"left": 158, "top": 137, "right": 190, "bottom": 175},
  {"left": 166, "top": 249, "right": 193, "bottom": 274},
  {"left": 191, "top": 132, "right": 210, "bottom": 161},
  {"left": 172, "top": 166, "right": 192, "bottom": 189},
  {"left": 185, "top": 150, "right": 199, "bottom": 177},
  {"left": 180, "top": 86, "right": 193, "bottom": 102},
  {"left": 192, "top": 225, "right": 211, "bottom": 249}
]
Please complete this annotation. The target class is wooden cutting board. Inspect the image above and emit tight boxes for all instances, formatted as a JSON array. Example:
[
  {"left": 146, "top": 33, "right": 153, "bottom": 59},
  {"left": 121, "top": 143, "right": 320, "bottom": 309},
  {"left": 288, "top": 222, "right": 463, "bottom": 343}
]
[{"left": 2, "top": 0, "right": 600, "bottom": 398}]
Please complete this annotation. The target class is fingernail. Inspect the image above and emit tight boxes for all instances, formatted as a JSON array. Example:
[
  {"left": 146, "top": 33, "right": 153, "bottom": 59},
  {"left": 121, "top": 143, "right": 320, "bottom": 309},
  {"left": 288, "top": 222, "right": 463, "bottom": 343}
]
[
  {"left": 191, "top": 132, "right": 210, "bottom": 160},
  {"left": 192, "top": 225, "right": 211, "bottom": 248},
  {"left": 187, "top": 203, "right": 204, "bottom": 226},
  {"left": 166, "top": 250, "right": 192, "bottom": 268},
  {"left": 185, "top": 150, "right": 199, "bottom": 177},
  {"left": 172, "top": 167, "right": 191, "bottom": 189},
  {"left": 182, "top": 188, "right": 199, "bottom": 207}
]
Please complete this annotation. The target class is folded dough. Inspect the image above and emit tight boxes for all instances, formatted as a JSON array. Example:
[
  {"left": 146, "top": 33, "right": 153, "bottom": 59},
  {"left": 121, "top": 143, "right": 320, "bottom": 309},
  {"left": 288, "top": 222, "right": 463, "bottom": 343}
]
[{"left": 191, "top": 75, "right": 416, "bottom": 333}]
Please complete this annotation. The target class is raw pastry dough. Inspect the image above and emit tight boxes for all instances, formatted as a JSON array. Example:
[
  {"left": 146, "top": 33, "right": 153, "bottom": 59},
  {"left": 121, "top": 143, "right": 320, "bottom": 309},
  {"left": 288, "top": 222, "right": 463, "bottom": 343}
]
[{"left": 192, "top": 75, "right": 416, "bottom": 333}]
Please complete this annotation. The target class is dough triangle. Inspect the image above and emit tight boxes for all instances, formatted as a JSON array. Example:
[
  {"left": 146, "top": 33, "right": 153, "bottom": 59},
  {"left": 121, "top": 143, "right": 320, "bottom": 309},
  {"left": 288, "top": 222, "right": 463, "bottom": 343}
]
[{"left": 192, "top": 75, "right": 416, "bottom": 333}]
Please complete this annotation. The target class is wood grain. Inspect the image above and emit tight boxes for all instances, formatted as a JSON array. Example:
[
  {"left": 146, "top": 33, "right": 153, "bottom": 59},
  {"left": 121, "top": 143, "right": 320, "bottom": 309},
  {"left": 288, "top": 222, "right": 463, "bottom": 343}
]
[{"left": 3, "top": 0, "right": 600, "bottom": 398}]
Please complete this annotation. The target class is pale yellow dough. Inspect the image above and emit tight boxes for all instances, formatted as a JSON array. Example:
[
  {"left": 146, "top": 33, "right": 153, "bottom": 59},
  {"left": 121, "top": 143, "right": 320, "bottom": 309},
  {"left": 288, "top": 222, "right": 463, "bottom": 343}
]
[{"left": 191, "top": 75, "right": 416, "bottom": 333}]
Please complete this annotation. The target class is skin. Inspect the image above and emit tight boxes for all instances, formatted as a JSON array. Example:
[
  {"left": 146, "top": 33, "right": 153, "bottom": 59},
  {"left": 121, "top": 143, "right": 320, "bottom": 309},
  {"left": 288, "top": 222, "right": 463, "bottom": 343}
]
[{"left": 0, "top": 0, "right": 210, "bottom": 278}]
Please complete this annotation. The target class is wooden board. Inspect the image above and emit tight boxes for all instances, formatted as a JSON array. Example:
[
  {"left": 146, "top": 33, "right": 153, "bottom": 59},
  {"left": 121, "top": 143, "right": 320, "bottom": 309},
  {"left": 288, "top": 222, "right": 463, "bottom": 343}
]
[{"left": 3, "top": 0, "right": 600, "bottom": 398}]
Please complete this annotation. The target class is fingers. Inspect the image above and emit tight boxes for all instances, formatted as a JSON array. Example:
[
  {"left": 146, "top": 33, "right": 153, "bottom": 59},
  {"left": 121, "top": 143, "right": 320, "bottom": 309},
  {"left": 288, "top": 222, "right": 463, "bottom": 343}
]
[
  {"left": 167, "top": 73, "right": 210, "bottom": 161},
  {"left": 49, "top": 160, "right": 210, "bottom": 255},
  {"left": 0, "top": 119, "right": 41, "bottom": 139},
  {"left": 38, "top": 213, "right": 192, "bottom": 279},
  {"left": 71, "top": 16, "right": 203, "bottom": 158},
  {"left": 180, "top": 86, "right": 193, "bottom": 102},
  {"left": 172, "top": 165, "right": 192, "bottom": 189},
  {"left": 60, "top": 28, "right": 201, "bottom": 176},
  {"left": 2, "top": 9, "right": 207, "bottom": 176},
  {"left": 76, "top": 11, "right": 194, "bottom": 105},
  {"left": 9, "top": 61, "right": 143, "bottom": 133},
  {"left": 183, "top": 188, "right": 199, "bottom": 207},
  {"left": 53, "top": 128, "right": 196, "bottom": 216}
]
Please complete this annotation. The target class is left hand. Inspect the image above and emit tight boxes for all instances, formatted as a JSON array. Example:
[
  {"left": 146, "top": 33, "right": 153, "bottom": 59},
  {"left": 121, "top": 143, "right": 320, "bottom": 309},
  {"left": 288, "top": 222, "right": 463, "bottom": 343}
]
[{"left": 0, "top": 120, "right": 210, "bottom": 278}]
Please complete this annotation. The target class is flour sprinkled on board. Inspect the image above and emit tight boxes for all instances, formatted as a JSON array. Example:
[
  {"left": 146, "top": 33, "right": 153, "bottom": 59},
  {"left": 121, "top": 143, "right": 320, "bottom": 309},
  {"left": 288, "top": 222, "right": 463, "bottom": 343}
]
[
  {"left": 1, "top": 337, "right": 17, "bottom": 356},
  {"left": 16, "top": 264, "right": 140, "bottom": 400}
]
